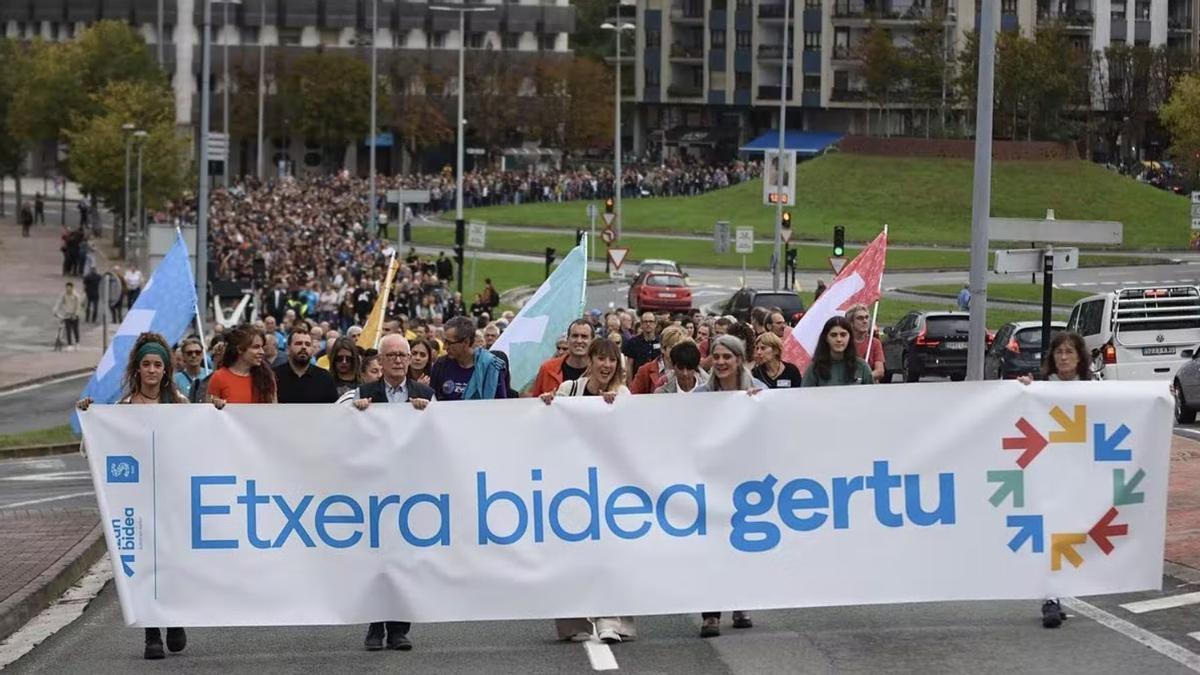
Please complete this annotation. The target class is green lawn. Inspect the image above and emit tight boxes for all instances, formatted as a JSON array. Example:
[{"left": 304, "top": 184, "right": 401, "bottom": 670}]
[
  {"left": 464, "top": 154, "right": 1189, "bottom": 249},
  {"left": 418, "top": 226, "right": 1161, "bottom": 272},
  {"left": 458, "top": 257, "right": 604, "bottom": 302},
  {"left": 903, "top": 283, "right": 1093, "bottom": 306},
  {"left": 0, "top": 425, "right": 76, "bottom": 449}
]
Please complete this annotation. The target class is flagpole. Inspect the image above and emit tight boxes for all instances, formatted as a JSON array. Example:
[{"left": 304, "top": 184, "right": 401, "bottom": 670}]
[
  {"left": 579, "top": 234, "right": 588, "bottom": 314},
  {"left": 863, "top": 224, "right": 888, "bottom": 367},
  {"left": 179, "top": 226, "right": 211, "bottom": 370}
]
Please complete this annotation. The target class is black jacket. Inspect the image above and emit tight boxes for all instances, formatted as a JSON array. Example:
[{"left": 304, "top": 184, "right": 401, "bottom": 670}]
[{"left": 357, "top": 378, "right": 435, "bottom": 403}]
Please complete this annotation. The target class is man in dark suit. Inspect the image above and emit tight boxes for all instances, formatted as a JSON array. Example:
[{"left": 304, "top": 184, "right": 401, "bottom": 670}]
[
  {"left": 263, "top": 278, "right": 289, "bottom": 323},
  {"left": 339, "top": 333, "right": 431, "bottom": 651}
]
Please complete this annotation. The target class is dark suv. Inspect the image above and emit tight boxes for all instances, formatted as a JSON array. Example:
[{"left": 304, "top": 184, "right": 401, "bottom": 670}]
[
  {"left": 882, "top": 311, "right": 971, "bottom": 382},
  {"left": 721, "top": 289, "right": 806, "bottom": 323}
]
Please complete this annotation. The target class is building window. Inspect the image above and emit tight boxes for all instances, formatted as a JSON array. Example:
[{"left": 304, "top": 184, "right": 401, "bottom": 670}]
[
  {"left": 540, "top": 34, "right": 557, "bottom": 50},
  {"left": 712, "top": 29, "right": 726, "bottom": 48},
  {"left": 279, "top": 28, "right": 302, "bottom": 46},
  {"left": 503, "top": 32, "right": 520, "bottom": 49},
  {"left": 468, "top": 32, "right": 485, "bottom": 49},
  {"left": 432, "top": 31, "right": 448, "bottom": 48},
  {"left": 803, "top": 74, "right": 820, "bottom": 92},
  {"left": 1111, "top": 0, "right": 1127, "bottom": 18},
  {"left": 736, "top": 30, "right": 751, "bottom": 49},
  {"left": 736, "top": 72, "right": 751, "bottom": 90},
  {"left": 393, "top": 30, "right": 407, "bottom": 48},
  {"left": 645, "top": 67, "right": 660, "bottom": 86},
  {"left": 1002, "top": 0, "right": 1017, "bottom": 14},
  {"left": 804, "top": 31, "right": 820, "bottom": 50},
  {"left": 646, "top": 30, "right": 661, "bottom": 48},
  {"left": 710, "top": 71, "right": 727, "bottom": 89}
]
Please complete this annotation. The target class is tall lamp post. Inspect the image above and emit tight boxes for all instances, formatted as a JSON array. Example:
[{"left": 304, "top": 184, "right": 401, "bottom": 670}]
[
  {"left": 198, "top": 0, "right": 213, "bottom": 321},
  {"left": 121, "top": 123, "right": 136, "bottom": 257},
  {"left": 134, "top": 130, "right": 149, "bottom": 248},
  {"left": 256, "top": 0, "right": 266, "bottom": 179},
  {"left": 771, "top": 0, "right": 791, "bottom": 291},
  {"left": 366, "top": 0, "right": 396, "bottom": 244},
  {"left": 601, "top": 17, "right": 635, "bottom": 241},
  {"left": 431, "top": 2, "right": 495, "bottom": 295}
]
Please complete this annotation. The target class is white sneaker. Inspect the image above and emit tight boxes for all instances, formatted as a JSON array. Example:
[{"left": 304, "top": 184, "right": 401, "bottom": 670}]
[
  {"left": 597, "top": 628, "right": 621, "bottom": 644},
  {"left": 568, "top": 632, "right": 591, "bottom": 642}
]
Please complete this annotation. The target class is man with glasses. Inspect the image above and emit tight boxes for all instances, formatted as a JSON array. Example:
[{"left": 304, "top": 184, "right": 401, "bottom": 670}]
[
  {"left": 430, "top": 316, "right": 509, "bottom": 401},
  {"left": 274, "top": 324, "right": 339, "bottom": 403},
  {"left": 621, "top": 312, "right": 662, "bottom": 386},
  {"left": 845, "top": 304, "right": 885, "bottom": 383},
  {"left": 173, "top": 337, "right": 211, "bottom": 401},
  {"left": 338, "top": 333, "right": 431, "bottom": 651}
]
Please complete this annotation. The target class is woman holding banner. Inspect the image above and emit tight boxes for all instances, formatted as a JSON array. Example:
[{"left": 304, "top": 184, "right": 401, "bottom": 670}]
[
  {"left": 801, "top": 317, "right": 875, "bottom": 387},
  {"left": 76, "top": 332, "right": 190, "bottom": 659},
  {"left": 208, "top": 324, "right": 277, "bottom": 406},
  {"left": 541, "top": 338, "right": 634, "bottom": 643}
]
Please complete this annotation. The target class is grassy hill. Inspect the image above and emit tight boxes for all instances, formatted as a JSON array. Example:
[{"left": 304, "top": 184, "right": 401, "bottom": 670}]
[{"left": 464, "top": 154, "right": 1189, "bottom": 250}]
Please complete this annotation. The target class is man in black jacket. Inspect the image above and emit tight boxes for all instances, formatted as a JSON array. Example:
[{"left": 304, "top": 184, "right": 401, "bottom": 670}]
[{"left": 339, "top": 333, "right": 431, "bottom": 652}]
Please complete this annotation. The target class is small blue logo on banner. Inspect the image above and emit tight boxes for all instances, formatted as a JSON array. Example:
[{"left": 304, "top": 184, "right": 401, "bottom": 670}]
[
  {"left": 106, "top": 456, "right": 140, "bottom": 484},
  {"left": 120, "top": 554, "right": 136, "bottom": 577}
]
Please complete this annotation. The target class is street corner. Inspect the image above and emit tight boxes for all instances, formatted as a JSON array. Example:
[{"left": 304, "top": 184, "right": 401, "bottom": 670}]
[{"left": 1167, "top": 433, "right": 1200, "bottom": 573}]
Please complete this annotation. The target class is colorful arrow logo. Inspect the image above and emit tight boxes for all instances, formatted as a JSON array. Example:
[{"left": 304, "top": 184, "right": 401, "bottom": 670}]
[
  {"left": 1049, "top": 405, "right": 1087, "bottom": 444},
  {"left": 1003, "top": 418, "right": 1049, "bottom": 468},
  {"left": 1051, "top": 533, "right": 1087, "bottom": 571},
  {"left": 1088, "top": 507, "right": 1129, "bottom": 555},
  {"left": 988, "top": 470, "right": 1025, "bottom": 508},
  {"left": 1114, "top": 468, "right": 1146, "bottom": 506},
  {"left": 1094, "top": 424, "right": 1133, "bottom": 462},
  {"left": 1007, "top": 515, "right": 1044, "bottom": 553}
]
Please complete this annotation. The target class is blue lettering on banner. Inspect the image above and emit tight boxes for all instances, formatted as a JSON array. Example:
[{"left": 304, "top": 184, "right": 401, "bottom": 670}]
[{"left": 111, "top": 506, "right": 140, "bottom": 576}]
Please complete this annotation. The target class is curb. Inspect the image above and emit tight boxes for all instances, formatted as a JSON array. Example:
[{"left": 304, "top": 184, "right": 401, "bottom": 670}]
[
  {"left": 0, "top": 443, "right": 80, "bottom": 460},
  {"left": 0, "top": 523, "right": 105, "bottom": 644},
  {"left": 0, "top": 368, "right": 93, "bottom": 395},
  {"left": 894, "top": 289, "right": 1075, "bottom": 309}
]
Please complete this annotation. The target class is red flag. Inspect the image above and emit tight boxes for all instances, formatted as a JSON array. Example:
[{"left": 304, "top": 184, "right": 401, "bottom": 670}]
[{"left": 781, "top": 229, "right": 888, "bottom": 373}]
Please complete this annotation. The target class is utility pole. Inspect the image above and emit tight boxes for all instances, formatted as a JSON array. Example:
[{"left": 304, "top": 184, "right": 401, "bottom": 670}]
[
  {"left": 198, "top": 0, "right": 213, "bottom": 321},
  {"left": 256, "top": 0, "right": 266, "bottom": 180},
  {"left": 966, "top": 0, "right": 997, "bottom": 381},
  {"left": 772, "top": 0, "right": 790, "bottom": 292}
]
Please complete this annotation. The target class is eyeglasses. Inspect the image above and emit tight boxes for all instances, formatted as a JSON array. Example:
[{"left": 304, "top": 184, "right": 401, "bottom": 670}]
[
  {"left": 382, "top": 352, "right": 411, "bottom": 360},
  {"left": 444, "top": 336, "right": 468, "bottom": 346},
  {"left": 334, "top": 355, "right": 354, "bottom": 363}
]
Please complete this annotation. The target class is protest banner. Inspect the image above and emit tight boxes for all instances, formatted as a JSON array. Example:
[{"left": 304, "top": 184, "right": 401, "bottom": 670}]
[{"left": 80, "top": 381, "right": 1171, "bottom": 627}]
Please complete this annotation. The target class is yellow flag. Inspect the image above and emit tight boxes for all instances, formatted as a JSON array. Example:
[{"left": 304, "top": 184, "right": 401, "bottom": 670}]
[{"left": 357, "top": 255, "right": 399, "bottom": 350}]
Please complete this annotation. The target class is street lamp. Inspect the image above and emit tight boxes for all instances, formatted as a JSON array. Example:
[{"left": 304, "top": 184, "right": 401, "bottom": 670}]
[
  {"left": 198, "top": 0, "right": 214, "bottom": 322},
  {"left": 367, "top": 0, "right": 397, "bottom": 247},
  {"left": 121, "top": 123, "right": 136, "bottom": 256},
  {"left": 134, "top": 130, "right": 149, "bottom": 245},
  {"left": 600, "top": 18, "right": 635, "bottom": 242},
  {"left": 430, "top": 2, "right": 495, "bottom": 295},
  {"left": 771, "top": 0, "right": 792, "bottom": 291},
  {"left": 215, "top": 1, "right": 242, "bottom": 188},
  {"left": 255, "top": 0, "right": 265, "bottom": 179}
]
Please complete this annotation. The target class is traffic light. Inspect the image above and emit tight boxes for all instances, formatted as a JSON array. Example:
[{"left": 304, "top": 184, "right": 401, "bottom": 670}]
[
  {"left": 781, "top": 211, "right": 791, "bottom": 231},
  {"left": 833, "top": 225, "right": 845, "bottom": 257},
  {"left": 544, "top": 247, "right": 556, "bottom": 279},
  {"left": 575, "top": 229, "right": 584, "bottom": 245},
  {"left": 454, "top": 219, "right": 466, "bottom": 294},
  {"left": 455, "top": 219, "right": 465, "bottom": 247},
  {"left": 605, "top": 198, "right": 614, "bottom": 214}
]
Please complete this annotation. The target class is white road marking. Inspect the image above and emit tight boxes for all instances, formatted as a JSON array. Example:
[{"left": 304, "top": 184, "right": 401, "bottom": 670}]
[
  {"left": 1, "top": 471, "right": 90, "bottom": 482},
  {"left": 10, "top": 459, "right": 66, "bottom": 470},
  {"left": 0, "top": 491, "right": 94, "bottom": 509},
  {"left": 1060, "top": 283, "right": 1077, "bottom": 287},
  {"left": 1190, "top": 632, "right": 1200, "bottom": 643},
  {"left": 583, "top": 639, "right": 619, "bottom": 670},
  {"left": 0, "top": 372, "right": 90, "bottom": 399},
  {"left": 1120, "top": 591, "right": 1200, "bottom": 614},
  {"left": 0, "top": 558, "right": 112, "bottom": 668},
  {"left": 1062, "top": 597, "right": 1200, "bottom": 672}
]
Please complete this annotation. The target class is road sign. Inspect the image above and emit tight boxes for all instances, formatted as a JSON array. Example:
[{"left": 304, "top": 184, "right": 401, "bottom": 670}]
[
  {"left": 398, "top": 189, "right": 431, "bottom": 204},
  {"left": 206, "top": 132, "right": 229, "bottom": 162},
  {"left": 763, "top": 150, "right": 796, "bottom": 207},
  {"left": 1192, "top": 204, "right": 1200, "bottom": 219},
  {"left": 466, "top": 148, "right": 485, "bottom": 156},
  {"left": 714, "top": 220, "right": 731, "bottom": 254},
  {"left": 781, "top": 226, "right": 793, "bottom": 243},
  {"left": 988, "top": 217, "right": 1122, "bottom": 245},
  {"left": 601, "top": 227, "right": 616, "bottom": 245},
  {"left": 467, "top": 222, "right": 486, "bottom": 249},
  {"left": 608, "top": 247, "right": 629, "bottom": 270},
  {"left": 586, "top": 203, "right": 598, "bottom": 220},
  {"left": 993, "top": 247, "right": 1079, "bottom": 275},
  {"left": 1192, "top": 191, "right": 1200, "bottom": 204},
  {"left": 735, "top": 227, "right": 755, "bottom": 254},
  {"left": 829, "top": 256, "right": 848, "bottom": 275},
  {"left": 385, "top": 190, "right": 401, "bottom": 204},
  {"left": 602, "top": 212, "right": 616, "bottom": 228},
  {"left": 1192, "top": 218, "right": 1200, "bottom": 231}
]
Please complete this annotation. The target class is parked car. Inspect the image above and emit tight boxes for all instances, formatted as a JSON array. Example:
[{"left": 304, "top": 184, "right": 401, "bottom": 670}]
[
  {"left": 1172, "top": 347, "right": 1200, "bottom": 423},
  {"left": 627, "top": 272, "right": 692, "bottom": 313},
  {"left": 637, "top": 259, "right": 685, "bottom": 277},
  {"left": 882, "top": 311, "right": 972, "bottom": 382},
  {"left": 721, "top": 288, "right": 806, "bottom": 324},
  {"left": 983, "top": 321, "right": 1067, "bottom": 380},
  {"left": 1067, "top": 286, "right": 1200, "bottom": 381}
]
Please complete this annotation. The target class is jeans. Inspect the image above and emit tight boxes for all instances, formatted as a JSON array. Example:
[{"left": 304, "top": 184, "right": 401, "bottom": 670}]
[
  {"left": 63, "top": 318, "right": 80, "bottom": 345},
  {"left": 85, "top": 296, "right": 98, "bottom": 322}
]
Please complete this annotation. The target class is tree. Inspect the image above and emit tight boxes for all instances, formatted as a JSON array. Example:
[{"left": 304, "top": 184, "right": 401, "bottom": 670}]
[
  {"left": 994, "top": 31, "right": 1034, "bottom": 140},
  {"left": 64, "top": 80, "right": 191, "bottom": 217},
  {"left": 463, "top": 51, "right": 527, "bottom": 152},
  {"left": 1097, "top": 44, "right": 1166, "bottom": 165},
  {"left": 907, "top": 12, "right": 950, "bottom": 138},
  {"left": 386, "top": 57, "right": 453, "bottom": 174},
  {"left": 0, "top": 39, "right": 28, "bottom": 214},
  {"left": 1160, "top": 73, "right": 1200, "bottom": 174},
  {"left": 530, "top": 57, "right": 614, "bottom": 153},
  {"left": 956, "top": 30, "right": 981, "bottom": 134},
  {"left": 281, "top": 50, "right": 374, "bottom": 170},
  {"left": 859, "top": 26, "right": 906, "bottom": 137}
]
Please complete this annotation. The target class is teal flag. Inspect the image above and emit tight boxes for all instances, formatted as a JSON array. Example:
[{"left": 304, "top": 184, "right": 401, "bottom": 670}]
[{"left": 493, "top": 238, "right": 588, "bottom": 393}]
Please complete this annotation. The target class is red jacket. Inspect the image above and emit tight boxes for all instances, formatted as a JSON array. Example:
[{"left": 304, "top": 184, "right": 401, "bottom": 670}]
[
  {"left": 630, "top": 358, "right": 668, "bottom": 394},
  {"left": 531, "top": 355, "right": 568, "bottom": 396}
]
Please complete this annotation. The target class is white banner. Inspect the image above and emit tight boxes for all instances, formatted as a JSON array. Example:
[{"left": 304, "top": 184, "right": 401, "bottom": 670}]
[{"left": 80, "top": 382, "right": 1172, "bottom": 627}]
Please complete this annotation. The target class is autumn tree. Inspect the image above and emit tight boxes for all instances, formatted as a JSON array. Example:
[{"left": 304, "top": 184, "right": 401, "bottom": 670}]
[
  {"left": 0, "top": 39, "right": 28, "bottom": 215},
  {"left": 386, "top": 56, "right": 453, "bottom": 174},
  {"left": 1160, "top": 73, "right": 1200, "bottom": 174},
  {"left": 858, "top": 26, "right": 906, "bottom": 136},
  {"left": 907, "top": 11, "right": 951, "bottom": 138},
  {"left": 281, "top": 50, "right": 375, "bottom": 170}
]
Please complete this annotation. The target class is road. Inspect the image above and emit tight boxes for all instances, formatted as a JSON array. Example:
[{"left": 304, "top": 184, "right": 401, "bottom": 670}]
[
  {"left": 0, "top": 453, "right": 91, "bottom": 511},
  {"left": 0, "top": 374, "right": 89, "bottom": 436}
]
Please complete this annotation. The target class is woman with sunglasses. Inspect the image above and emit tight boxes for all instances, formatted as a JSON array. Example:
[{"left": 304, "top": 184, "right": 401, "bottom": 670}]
[{"left": 326, "top": 336, "right": 363, "bottom": 397}]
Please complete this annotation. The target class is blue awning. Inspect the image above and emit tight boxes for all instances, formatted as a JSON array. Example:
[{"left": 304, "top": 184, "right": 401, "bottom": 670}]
[{"left": 739, "top": 130, "right": 843, "bottom": 155}]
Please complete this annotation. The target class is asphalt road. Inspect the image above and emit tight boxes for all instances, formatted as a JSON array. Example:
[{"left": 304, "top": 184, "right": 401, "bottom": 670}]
[
  {"left": 0, "top": 453, "right": 92, "bottom": 511},
  {"left": 0, "top": 374, "right": 90, "bottom": 436},
  {"left": 7, "top": 573, "right": 1200, "bottom": 673}
]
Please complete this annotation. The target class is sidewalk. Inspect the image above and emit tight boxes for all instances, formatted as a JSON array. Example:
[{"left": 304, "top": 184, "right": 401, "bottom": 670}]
[
  {"left": 0, "top": 217, "right": 113, "bottom": 390},
  {"left": 1167, "top": 434, "right": 1200, "bottom": 570}
]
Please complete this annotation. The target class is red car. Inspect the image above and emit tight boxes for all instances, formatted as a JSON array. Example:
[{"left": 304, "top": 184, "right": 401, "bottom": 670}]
[{"left": 628, "top": 272, "right": 692, "bottom": 313}]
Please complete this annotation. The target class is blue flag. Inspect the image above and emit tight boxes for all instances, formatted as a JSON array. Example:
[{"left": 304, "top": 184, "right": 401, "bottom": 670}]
[
  {"left": 71, "top": 233, "right": 198, "bottom": 433},
  {"left": 492, "top": 238, "right": 588, "bottom": 393}
]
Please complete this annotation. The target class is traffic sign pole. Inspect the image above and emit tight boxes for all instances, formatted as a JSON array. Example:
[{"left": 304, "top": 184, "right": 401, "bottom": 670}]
[{"left": 1041, "top": 245, "right": 1054, "bottom": 354}]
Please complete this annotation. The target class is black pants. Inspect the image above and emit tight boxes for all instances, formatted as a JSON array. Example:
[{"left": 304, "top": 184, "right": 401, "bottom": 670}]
[
  {"left": 63, "top": 318, "right": 79, "bottom": 345},
  {"left": 127, "top": 289, "right": 141, "bottom": 308},
  {"left": 110, "top": 303, "right": 124, "bottom": 323},
  {"left": 85, "top": 296, "right": 98, "bottom": 322}
]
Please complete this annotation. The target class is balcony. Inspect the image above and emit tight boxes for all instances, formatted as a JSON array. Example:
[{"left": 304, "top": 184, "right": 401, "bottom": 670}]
[
  {"left": 670, "top": 43, "right": 704, "bottom": 60},
  {"left": 830, "top": 87, "right": 868, "bottom": 102},
  {"left": 1062, "top": 10, "right": 1095, "bottom": 27},
  {"left": 671, "top": 1, "right": 706, "bottom": 22},
  {"left": 1170, "top": 16, "right": 1194, "bottom": 31},
  {"left": 832, "top": 44, "right": 859, "bottom": 60},
  {"left": 758, "top": 84, "right": 783, "bottom": 99},
  {"left": 758, "top": 44, "right": 793, "bottom": 59},
  {"left": 667, "top": 83, "right": 704, "bottom": 98},
  {"left": 832, "top": 1, "right": 933, "bottom": 21},
  {"left": 758, "top": 3, "right": 791, "bottom": 19}
]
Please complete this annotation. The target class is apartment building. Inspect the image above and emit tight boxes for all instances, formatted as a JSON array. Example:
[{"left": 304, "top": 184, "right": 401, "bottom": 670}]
[{"left": 626, "top": 0, "right": 1198, "bottom": 159}]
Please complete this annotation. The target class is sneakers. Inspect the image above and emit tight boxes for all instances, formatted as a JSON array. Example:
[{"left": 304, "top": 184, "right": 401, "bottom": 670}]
[
  {"left": 732, "top": 611, "right": 753, "bottom": 629},
  {"left": 165, "top": 627, "right": 187, "bottom": 653},
  {"left": 1041, "top": 600, "right": 1066, "bottom": 629},
  {"left": 567, "top": 632, "right": 592, "bottom": 642},
  {"left": 364, "top": 622, "right": 386, "bottom": 651},
  {"left": 144, "top": 628, "right": 165, "bottom": 660},
  {"left": 386, "top": 633, "right": 413, "bottom": 651},
  {"left": 700, "top": 617, "right": 721, "bottom": 638},
  {"left": 597, "top": 628, "right": 621, "bottom": 644}
]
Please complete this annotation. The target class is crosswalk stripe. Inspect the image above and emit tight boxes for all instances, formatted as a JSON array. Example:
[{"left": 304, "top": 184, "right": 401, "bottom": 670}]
[{"left": 1120, "top": 591, "right": 1200, "bottom": 614}]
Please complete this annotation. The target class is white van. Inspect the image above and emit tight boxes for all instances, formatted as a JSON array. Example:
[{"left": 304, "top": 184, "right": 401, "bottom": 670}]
[{"left": 1066, "top": 286, "right": 1200, "bottom": 380}]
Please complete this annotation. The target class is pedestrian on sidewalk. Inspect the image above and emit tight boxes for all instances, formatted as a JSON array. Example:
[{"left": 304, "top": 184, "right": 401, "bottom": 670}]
[
  {"left": 957, "top": 283, "right": 971, "bottom": 311},
  {"left": 106, "top": 267, "right": 126, "bottom": 323},
  {"left": 124, "top": 266, "right": 144, "bottom": 308},
  {"left": 76, "top": 332, "right": 192, "bottom": 660},
  {"left": 34, "top": 192, "right": 44, "bottom": 224},
  {"left": 83, "top": 267, "right": 101, "bottom": 323},
  {"left": 52, "top": 281, "right": 83, "bottom": 350},
  {"left": 19, "top": 203, "right": 33, "bottom": 237}
]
